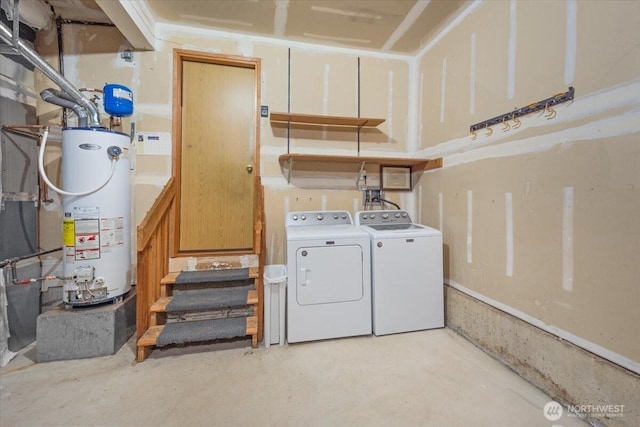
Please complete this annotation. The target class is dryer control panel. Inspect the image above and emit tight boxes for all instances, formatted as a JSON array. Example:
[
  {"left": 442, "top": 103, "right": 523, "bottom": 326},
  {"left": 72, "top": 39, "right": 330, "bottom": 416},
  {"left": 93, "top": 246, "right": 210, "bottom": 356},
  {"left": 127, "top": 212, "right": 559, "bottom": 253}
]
[
  {"left": 286, "top": 211, "right": 352, "bottom": 226},
  {"left": 356, "top": 210, "right": 412, "bottom": 226}
]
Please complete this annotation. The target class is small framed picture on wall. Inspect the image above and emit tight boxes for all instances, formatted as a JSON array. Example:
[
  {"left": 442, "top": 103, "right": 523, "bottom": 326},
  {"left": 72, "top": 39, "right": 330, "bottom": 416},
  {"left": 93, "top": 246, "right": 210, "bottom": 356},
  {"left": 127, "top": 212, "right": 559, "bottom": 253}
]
[{"left": 381, "top": 166, "right": 411, "bottom": 191}]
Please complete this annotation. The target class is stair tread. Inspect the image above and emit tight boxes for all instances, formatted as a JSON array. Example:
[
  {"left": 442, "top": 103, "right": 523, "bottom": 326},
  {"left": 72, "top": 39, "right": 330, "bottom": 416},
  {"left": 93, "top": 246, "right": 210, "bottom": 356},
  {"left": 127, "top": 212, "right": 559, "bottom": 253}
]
[
  {"left": 138, "top": 316, "right": 258, "bottom": 348},
  {"left": 161, "top": 267, "right": 259, "bottom": 285},
  {"left": 151, "top": 296, "right": 171, "bottom": 312},
  {"left": 138, "top": 325, "right": 163, "bottom": 346},
  {"left": 166, "top": 286, "right": 256, "bottom": 312},
  {"left": 157, "top": 317, "right": 256, "bottom": 347},
  {"left": 151, "top": 290, "right": 259, "bottom": 313}
]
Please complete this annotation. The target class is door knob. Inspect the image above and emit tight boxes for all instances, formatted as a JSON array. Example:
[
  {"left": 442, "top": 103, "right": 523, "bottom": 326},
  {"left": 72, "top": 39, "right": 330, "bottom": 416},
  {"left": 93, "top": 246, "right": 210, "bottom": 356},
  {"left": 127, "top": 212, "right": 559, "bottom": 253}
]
[{"left": 246, "top": 165, "right": 253, "bottom": 174}]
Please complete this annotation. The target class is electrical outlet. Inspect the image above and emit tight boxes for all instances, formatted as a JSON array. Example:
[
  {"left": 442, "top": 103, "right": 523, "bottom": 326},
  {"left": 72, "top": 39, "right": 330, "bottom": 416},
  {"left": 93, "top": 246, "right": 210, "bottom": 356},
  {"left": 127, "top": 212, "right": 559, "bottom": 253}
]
[{"left": 363, "top": 189, "right": 382, "bottom": 207}]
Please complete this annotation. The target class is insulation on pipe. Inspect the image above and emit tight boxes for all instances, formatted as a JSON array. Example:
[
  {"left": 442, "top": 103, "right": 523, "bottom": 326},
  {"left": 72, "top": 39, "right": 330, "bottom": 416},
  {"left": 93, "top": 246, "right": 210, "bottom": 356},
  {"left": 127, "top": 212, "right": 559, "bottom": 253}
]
[{"left": 40, "top": 89, "right": 88, "bottom": 127}]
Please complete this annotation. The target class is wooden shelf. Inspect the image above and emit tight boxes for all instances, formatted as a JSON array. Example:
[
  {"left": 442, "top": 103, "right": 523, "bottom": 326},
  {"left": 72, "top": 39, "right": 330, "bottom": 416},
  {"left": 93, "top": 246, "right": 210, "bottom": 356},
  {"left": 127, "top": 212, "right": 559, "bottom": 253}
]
[
  {"left": 279, "top": 153, "right": 443, "bottom": 174},
  {"left": 270, "top": 112, "right": 385, "bottom": 128}
]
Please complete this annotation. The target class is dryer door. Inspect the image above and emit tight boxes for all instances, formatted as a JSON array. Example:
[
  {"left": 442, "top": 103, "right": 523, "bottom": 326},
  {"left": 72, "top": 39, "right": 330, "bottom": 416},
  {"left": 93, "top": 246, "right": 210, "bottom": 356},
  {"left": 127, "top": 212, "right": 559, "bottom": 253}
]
[{"left": 296, "top": 245, "right": 364, "bottom": 305}]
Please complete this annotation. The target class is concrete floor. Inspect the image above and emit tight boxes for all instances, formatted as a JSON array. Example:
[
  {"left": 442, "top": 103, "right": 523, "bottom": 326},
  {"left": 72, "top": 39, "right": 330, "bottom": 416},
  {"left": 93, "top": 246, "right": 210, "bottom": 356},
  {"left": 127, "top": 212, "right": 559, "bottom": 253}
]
[{"left": 1, "top": 328, "right": 588, "bottom": 427}]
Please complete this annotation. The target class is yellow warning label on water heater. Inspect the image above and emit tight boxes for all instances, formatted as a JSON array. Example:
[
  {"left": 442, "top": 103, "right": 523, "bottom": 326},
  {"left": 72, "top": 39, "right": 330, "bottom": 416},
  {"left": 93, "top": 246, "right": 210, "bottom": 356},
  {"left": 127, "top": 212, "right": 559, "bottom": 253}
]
[{"left": 63, "top": 220, "right": 75, "bottom": 246}]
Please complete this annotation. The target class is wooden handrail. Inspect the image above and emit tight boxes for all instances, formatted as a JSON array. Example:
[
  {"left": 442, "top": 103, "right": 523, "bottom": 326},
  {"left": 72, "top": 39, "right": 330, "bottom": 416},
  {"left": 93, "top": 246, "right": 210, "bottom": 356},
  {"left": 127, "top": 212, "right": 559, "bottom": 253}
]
[
  {"left": 137, "top": 177, "right": 176, "bottom": 252},
  {"left": 136, "top": 178, "right": 176, "bottom": 358}
]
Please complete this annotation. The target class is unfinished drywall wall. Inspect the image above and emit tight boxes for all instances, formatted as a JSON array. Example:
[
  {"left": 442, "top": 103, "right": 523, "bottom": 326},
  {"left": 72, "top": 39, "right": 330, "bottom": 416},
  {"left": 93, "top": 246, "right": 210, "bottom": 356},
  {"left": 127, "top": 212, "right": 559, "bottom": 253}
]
[
  {"left": 446, "top": 286, "right": 640, "bottom": 427},
  {"left": 33, "top": 19, "right": 414, "bottom": 271},
  {"left": 415, "top": 0, "right": 639, "bottom": 382}
]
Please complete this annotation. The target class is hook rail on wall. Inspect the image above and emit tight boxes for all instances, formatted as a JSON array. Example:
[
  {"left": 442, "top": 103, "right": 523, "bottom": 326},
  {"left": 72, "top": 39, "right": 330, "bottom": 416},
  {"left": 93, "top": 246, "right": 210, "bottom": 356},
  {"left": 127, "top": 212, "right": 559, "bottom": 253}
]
[{"left": 470, "top": 87, "right": 575, "bottom": 137}]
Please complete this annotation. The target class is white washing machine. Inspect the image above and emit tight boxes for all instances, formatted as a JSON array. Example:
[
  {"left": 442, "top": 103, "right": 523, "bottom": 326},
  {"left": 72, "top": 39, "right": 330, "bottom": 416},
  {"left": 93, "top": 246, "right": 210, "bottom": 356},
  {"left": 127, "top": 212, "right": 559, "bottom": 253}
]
[
  {"left": 286, "top": 211, "right": 372, "bottom": 343},
  {"left": 356, "top": 210, "right": 444, "bottom": 336}
]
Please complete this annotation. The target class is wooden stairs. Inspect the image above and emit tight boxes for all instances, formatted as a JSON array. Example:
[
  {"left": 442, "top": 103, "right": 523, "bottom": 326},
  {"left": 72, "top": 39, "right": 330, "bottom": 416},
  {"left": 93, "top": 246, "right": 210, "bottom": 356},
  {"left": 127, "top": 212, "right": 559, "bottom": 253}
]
[
  {"left": 137, "top": 264, "right": 260, "bottom": 361},
  {"left": 135, "top": 178, "right": 266, "bottom": 362}
]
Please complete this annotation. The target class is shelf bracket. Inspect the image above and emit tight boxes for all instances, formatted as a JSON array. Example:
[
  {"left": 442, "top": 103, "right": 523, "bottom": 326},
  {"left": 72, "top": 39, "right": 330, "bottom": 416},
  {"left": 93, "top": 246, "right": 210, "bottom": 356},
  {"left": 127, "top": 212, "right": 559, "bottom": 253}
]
[
  {"left": 355, "top": 161, "right": 366, "bottom": 188},
  {"left": 286, "top": 157, "right": 293, "bottom": 184}
]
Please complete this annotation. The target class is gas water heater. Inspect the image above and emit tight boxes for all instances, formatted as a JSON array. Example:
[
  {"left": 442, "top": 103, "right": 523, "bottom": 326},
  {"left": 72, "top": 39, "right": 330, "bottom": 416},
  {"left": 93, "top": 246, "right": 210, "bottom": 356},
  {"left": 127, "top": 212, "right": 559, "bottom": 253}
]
[{"left": 39, "top": 84, "right": 134, "bottom": 306}]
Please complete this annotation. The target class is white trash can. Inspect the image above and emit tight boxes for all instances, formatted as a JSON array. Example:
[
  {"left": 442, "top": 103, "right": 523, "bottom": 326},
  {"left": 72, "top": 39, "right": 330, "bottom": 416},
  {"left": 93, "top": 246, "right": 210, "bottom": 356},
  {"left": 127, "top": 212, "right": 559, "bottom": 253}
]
[{"left": 263, "top": 265, "right": 287, "bottom": 348}]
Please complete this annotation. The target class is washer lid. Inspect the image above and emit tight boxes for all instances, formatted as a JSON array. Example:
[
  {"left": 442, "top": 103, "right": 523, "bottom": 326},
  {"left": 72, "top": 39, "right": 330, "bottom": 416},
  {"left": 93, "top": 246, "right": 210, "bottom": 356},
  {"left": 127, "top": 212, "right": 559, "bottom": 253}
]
[
  {"left": 360, "top": 223, "right": 442, "bottom": 238},
  {"left": 286, "top": 224, "right": 370, "bottom": 240}
]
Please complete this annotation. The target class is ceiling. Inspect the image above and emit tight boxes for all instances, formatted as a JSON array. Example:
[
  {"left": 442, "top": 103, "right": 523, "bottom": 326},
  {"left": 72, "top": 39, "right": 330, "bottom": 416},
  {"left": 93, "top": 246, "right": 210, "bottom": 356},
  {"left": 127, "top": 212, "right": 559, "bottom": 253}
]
[
  {"left": 30, "top": 0, "right": 468, "bottom": 55},
  {"left": 143, "top": 0, "right": 467, "bottom": 54}
]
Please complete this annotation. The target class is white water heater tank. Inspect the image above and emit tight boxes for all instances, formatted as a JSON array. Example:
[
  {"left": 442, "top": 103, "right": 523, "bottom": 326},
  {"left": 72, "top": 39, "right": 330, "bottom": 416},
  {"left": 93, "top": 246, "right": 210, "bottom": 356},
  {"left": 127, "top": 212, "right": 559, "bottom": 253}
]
[{"left": 61, "top": 128, "right": 131, "bottom": 305}]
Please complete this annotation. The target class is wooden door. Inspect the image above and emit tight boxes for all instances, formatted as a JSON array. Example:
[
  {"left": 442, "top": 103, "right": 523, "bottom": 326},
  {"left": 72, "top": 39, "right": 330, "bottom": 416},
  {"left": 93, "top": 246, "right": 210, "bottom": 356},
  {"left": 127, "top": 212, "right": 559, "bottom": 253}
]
[{"left": 174, "top": 51, "right": 260, "bottom": 254}]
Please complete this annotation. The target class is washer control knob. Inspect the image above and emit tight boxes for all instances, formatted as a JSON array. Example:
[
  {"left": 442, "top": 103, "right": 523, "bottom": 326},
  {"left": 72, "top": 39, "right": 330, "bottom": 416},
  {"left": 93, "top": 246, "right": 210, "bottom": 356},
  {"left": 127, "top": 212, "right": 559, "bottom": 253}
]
[
  {"left": 370, "top": 214, "right": 376, "bottom": 219},
  {"left": 301, "top": 215, "right": 307, "bottom": 221},
  {"left": 382, "top": 213, "right": 389, "bottom": 219},
  {"left": 317, "top": 214, "right": 324, "bottom": 221},
  {"left": 402, "top": 212, "right": 408, "bottom": 218},
  {"left": 395, "top": 213, "right": 401, "bottom": 218},
  {"left": 333, "top": 214, "right": 339, "bottom": 219},
  {"left": 292, "top": 215, "right": 298, "bottom": 221},
  {"left": 341, "top": 214, "right": 347, "bottom": 219}
]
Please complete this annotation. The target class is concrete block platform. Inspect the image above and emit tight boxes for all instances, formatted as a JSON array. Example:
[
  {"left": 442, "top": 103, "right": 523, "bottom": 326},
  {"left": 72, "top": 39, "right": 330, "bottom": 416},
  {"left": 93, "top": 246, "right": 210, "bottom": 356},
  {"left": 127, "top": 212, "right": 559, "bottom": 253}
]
[{"left": 36, "top": 289, "right": 136, "bottom": 362}]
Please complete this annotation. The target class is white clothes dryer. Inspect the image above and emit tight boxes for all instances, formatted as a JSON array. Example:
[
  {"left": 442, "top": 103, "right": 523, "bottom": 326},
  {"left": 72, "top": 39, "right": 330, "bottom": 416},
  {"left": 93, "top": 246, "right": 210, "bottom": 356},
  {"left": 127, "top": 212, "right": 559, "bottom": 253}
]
[
  {"left": 286, "top": 211, "right": 372, "bottom": 343},
  {"left": 356, "top": 210, "right": 444, "bottom": 336}
]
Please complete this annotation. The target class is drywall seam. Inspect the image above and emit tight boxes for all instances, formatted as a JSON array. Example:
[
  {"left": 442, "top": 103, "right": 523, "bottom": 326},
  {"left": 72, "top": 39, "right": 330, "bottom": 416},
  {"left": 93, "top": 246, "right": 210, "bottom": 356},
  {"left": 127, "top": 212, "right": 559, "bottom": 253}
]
[
  {"left": 505, "top": 192, "right": 513, "bottom": 277},
  {"left": 261, "top": 69, "right": 267, "bottom": 112},
  {"left": 352, "top": 198, "right": 359, "bottom": 215},
  {"left": 407, "top": 57, "right": 420, "bottom": 153},
  {"left": 283, "top": 195, "right": 290, "bottom": 215},
  {"left": 416, "top": 78, "right": 640, "bottom": 161},
  {"left": 440, "top": 57, "right": 447, "bottom": 123},
  {"left": 507, "top": 0, "right": 517, "bottom": 100},
  {"left": 417, "top": 69, "right": 424, "bottom": 149},
  {"left": 321, "top": 194, "right": 327, "bottom": 211},
  {"left": 273, "top": 0, "right": 289, "bottom": 37},
  {"left": 417, "top": 185, "right": 423, "bottom": 223},
  {"left": 562, "top": 186, "right": 574, "bottom": 292},
  {"left": 445, "top": 278, "right": 640, "bottom": 374},
  {"left": 387, "top": 70, "right": 394, "bottom": 141},
  {"left": 417, "top": 0, "right": 484, "bottom": 59},
  {"left": 467, "top": 190, "right": 473, "bottom": 263},
  {"left": 382, "top": 0, "right": 430, "bottom": 51},
  {"left": 322, "top": 64, "right": 330, "bottom": 115},
  {"left": 322, "top": 64, "right": 329, "bottom": 140},
  {"left": 564, "top": 0, "right": 577, "bottom": 85},
  {"left": 269, "top": 233, "right": 275, "bottom": 264},
  {"left": 439, "top": 192, "right": 444, "bottom": 232},
  {"left": 237, "top": 40, "right": 254, "bottom": 57},
  {"left": 469, "top": 32, "right": 476, "bottom": 115},
  {"left": 403, "top": 193, "right": 416, "bottom": 221},
  {"left": 156, "top": 23, "right": 413, "bottom": 61}
]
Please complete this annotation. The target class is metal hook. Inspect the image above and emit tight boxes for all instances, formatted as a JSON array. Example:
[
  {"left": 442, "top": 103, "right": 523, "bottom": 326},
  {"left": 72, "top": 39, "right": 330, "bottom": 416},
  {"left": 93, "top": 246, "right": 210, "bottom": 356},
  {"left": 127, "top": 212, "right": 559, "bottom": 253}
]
[
  {"left": 501, "top": 118, "right": 511, "bottom": 132},
  {"left": 485, "top": 126, "right": 493, "bottom": 136},
  {"left": 512, "top": 117, "right": 521, "bottom": 129},
  {"left": 544, "top": 103, "right": 556, "bottom": 119},
  {"left": 471, "top": 130, "right": 478, "bottom": 140}
]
